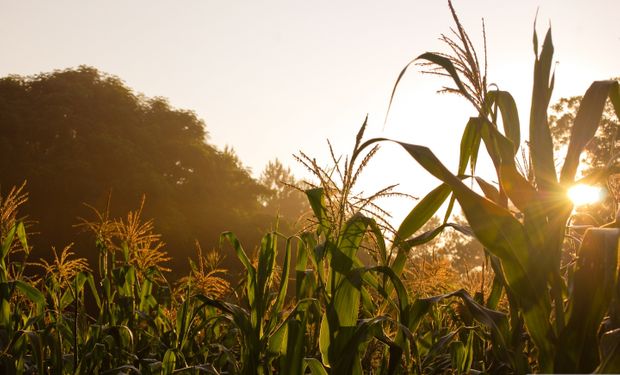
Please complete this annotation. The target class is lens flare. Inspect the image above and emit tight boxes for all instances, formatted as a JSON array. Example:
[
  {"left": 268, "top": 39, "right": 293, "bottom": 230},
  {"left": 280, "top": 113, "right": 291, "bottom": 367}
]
[{"left": 567, "top": 184, "right": 603, "bottom": 206}]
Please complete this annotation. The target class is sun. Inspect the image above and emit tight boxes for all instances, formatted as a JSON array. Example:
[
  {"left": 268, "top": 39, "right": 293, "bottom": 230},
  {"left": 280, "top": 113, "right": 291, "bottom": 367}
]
[{"left": 567, "top": 184, "right": 604, "bottom": 206}]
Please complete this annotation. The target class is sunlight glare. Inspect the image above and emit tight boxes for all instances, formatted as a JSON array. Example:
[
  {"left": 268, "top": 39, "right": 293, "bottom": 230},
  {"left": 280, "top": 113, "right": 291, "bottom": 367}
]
[{"left": 567, "top": 184, "right": 603, "bottom": 206}]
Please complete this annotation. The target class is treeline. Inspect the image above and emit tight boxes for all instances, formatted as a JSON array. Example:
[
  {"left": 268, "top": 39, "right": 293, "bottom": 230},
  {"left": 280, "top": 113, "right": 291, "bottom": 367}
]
[{"left": 0, "top": 66, "right": 306, "bottom": 277}]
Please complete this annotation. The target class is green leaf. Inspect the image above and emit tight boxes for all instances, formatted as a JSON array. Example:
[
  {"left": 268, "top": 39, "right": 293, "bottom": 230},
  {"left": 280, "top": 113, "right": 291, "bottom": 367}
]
[
  {"left": 362, "top": 266, "right": 410, "bottom": 323},
  {"left": 270, "top": 236, "right": 292, "bottom": 329},
  {"left": 382, "top": 138, "right": 554, "bottom": 367},
  {"left": 320, "top": 214, "right": 371, "bottom": 367},
  {"left": 384, "top": 52, "right": 469, "bottom": 125},
  {"left": 255, "top": 232, "right": 277, "bottom": 329},
  {"left": 396, "top": 184, "right": 451, "bottom": 243},
  {"left": 304, "top": 358, "right": 328, "bottom": 375},
  {"left": 475, "top": 177, "right": 500, "bottom": 203},
  {"left": 596, "top": 329, "right": 620, "bottom": 373},
  {"left": 306, "top": 188, "right": 329, "bottom": 235},
  {"left": 279, "top": 319, "right": 305, "bottom": 375},
  {"left": 459, "top": 117, "right": 483, "bottom": 175},
  {"left": 13, "top": 280, "right": 45, "bottom": 314},
  {"left": 0, "top": 223, "right": 17, "bottom": 262},
  {"left": 333, "top": 316, "right": 401, "bottom": 374},
  {"left": 393, "top": 184, "right": 451, "bottom": 277},
  {"left": 555, "top": 228, "right": 620, "bottom": 373},
  {"left": 487, "top": 90, "right": 521, "bottom": 154},
  {"left": 13, "top": 330, "right": 44, "bottom": 375},
  {"left": 162, "top": 349, "right": 176, "bottom": 375},
  {"left": 529, "top": 27, "right": 557, "bottom": 191},
  {"left": 450, "top": 340, "right": 466, "bottom": 373},
  {"left": 477, "top": 117, "right": 536, "bottom": 211},
  {"left": 560, "top": 80, "right": 620, "bottom": 184},
  {"left": 220, "top": 231, "right": 257, "bottom": 321}
]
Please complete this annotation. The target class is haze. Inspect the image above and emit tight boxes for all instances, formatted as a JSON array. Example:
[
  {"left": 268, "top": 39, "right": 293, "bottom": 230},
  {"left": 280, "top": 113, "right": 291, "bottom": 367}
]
[{"left": 2, "top": 0, "right": 618, "bottom": 222}]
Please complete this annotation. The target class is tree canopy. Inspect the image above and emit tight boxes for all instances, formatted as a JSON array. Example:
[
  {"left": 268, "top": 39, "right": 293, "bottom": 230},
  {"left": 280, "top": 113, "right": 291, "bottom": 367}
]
[{"left": 0, "top": 66, "right": 298, "bottom": 276}]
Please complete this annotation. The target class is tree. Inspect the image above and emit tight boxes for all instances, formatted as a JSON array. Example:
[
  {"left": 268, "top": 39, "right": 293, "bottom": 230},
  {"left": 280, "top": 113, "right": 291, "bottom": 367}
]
[
  {"left": 259, "top": 159, "right": 308, "bottom": 223},
  {"left": 0, "top": 66, "right": 278, "bottom": 277},
  {"left": 549, "top": 83, "right": 620, "bottom": 223}
]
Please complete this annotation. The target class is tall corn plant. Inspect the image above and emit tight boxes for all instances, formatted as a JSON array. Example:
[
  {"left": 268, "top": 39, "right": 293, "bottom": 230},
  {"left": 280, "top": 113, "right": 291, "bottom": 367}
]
[
  {"left": 77, "top": 201, "right": 176, "bottom": 373},
  {"left": 0, "top": 184, "right": 46, "bottom": 374},
  {"left": 358, "top": 1, "right": 620, "bottom": 372},
  {"left": 197, "top": 230, "right": 310, "bottom": 375},
  {"left": 297, "top": 124, "right": 418, "bottom": 373},
  {"left": 299, "top": 125, "right": 502, "bottom": 374}
]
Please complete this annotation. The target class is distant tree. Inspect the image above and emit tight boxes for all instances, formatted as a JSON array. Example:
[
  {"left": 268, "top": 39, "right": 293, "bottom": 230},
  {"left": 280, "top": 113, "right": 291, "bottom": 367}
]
[
  {"left": 0, "top": 66, "right": 275, "bottom": 277},
  {"left": 259, "top": 159, "right": 308, "bottom": 223}
]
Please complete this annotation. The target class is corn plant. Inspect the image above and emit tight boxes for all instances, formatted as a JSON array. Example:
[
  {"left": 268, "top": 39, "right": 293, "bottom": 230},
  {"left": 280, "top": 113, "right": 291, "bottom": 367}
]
[
  {"left": 0, "top": 184, "right": 46, "bottom": 374},
  {"left": 356, "top": 1, "right": 620, "bottom": 372},
  {"left": 293, "top": 122, "right": 517, "bottom": 374}
]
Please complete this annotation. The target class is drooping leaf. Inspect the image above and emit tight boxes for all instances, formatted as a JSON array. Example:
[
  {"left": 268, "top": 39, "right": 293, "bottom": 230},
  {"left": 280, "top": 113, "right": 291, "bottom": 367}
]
[
  {"left": 560, "top": 80, "right": 620, "bottom": 184},
  {"left": 13, "top": 280, "right": 45, "bottom": 315},
  {"left": 555, "top": 228, "right": 620, "bottom": 373},
  {"left": 475, "top": 177, "right": 501, "bottom": 203},
  {"left": 487, "top": 90, "right": 521, "bottom": 154},
  {"left": 396, "top": 184, "right": 451, "bottom": 243},
  {"left": 376, "top": 138, "right": 554, "bottom": 367},
  {"left": 385, "top": 51, "right": 469, "bottom": 125}
]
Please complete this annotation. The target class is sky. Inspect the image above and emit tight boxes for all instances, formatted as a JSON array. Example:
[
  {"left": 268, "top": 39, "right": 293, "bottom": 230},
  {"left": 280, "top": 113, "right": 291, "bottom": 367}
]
[{"left": 1, "top": 0, "right": 619, "bottom": 224}]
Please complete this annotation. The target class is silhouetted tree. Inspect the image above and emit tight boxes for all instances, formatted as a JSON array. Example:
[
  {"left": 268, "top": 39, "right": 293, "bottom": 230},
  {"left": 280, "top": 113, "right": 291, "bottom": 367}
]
[
  {"left": 259, "top": 158, "right": 308, "bottom": 223},
  {"left": 0, "top": 66, "right": 288, "bottom": 277}
]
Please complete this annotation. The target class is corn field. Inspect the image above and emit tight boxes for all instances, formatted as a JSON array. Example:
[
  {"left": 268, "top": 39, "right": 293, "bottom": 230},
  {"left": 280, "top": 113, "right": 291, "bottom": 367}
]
[{"left": 2, "top": 3, "right": 620, "bottom": 374}]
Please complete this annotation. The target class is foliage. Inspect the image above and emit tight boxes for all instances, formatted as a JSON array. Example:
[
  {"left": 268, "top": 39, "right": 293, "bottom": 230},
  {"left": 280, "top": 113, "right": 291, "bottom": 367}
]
[
  {"left": 550, "top": 88, "right": 620, "bottom": 172},
  {"left": 0, "top": 67, "right": 297, "bottom": 277},
  {"left": 259, "top": 158, "right": 309, "bottom": 225},
  {"left": 2, "top": 2, "right": 620, "bottom": 374},
  {"left": 358, "top": 0, "right": 620, "bottom": 372},
  {"left": 549, "top": 89, "right": 620, "bottom": 224}
]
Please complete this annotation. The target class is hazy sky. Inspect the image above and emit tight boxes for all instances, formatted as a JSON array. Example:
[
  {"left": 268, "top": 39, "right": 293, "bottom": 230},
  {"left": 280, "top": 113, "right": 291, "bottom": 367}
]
[{"left": 2, "top": 0, "right": 619, "bottom": 222}]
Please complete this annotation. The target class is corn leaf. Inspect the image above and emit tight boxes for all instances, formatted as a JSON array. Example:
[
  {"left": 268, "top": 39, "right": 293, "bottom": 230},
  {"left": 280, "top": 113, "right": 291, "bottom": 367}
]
[
  {"left": 0, "top": 223, "right": 16, "bottom": 262},
  {"left": 555, "top": 228, "right": 620, "bottom": 373},
  {"left": 396, "top": 183, "right": 451, "bottom": 243},
  {"left": 381, "top": 139, "right": 554, "bottom": 367},
  {"left": 306, "top": 188, "right": 329, "bottom": 235},
  {"left": 596, "top": 329, "right": 620, "bottom": 373},
  {"left": 475, "top": 177, "right": 500, "bottom": 203},
  {"left": 279, "top": 319, "right": 305, "bottom": 375},
  {"left": 304, "top": 358, "right": 329, "bottom": 375},
  {"left": 320, "top": 213, "right": 370, "bottom": 367},
  {"left": 487, "top": 90, "right": 521, "bottom": 154},
  {"left": 13, "top": 280, "right": 45, "bottom": 315},
  {"left": 459, "top": 117, "right": 483, "bottom": 175},
  {"left": 560, "top": 80, "right": 620, "bottom": 184},
  {"left": 529, "top": 27, "right": 557, "bottom": 191},
  {"left": 162, "top": 349, "right": 176, "bottom": 375}
]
